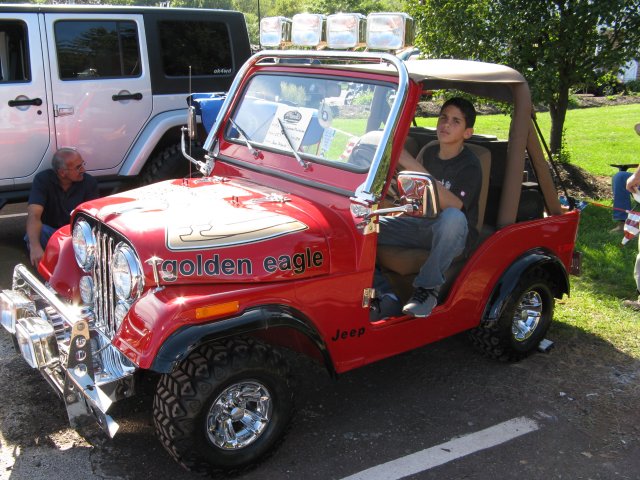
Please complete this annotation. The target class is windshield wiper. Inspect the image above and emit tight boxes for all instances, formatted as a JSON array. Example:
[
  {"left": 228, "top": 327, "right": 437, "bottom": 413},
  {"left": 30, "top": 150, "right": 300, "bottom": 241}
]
[
  {"left": 229, "top": 118, "right": 260, "bottom": 158},
  {"left": 277, "top": 118, "right": 310, "bottom": 170}
]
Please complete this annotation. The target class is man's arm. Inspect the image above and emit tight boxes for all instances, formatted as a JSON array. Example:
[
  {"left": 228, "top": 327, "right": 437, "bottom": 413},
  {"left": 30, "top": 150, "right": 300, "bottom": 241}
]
[
  {"left": 26, "top": 204, "right": 45, "bottom": 267},
  {"left": 626, "top": 165, "right": 640, "bottom": 194},
  {"left": 397, "top": 149, "right": 463, "bottom": 210}
]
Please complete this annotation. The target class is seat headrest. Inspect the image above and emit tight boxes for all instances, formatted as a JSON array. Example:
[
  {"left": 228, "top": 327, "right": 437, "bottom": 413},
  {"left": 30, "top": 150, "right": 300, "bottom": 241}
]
[{"left": 348, "top": 130, "right": 382, "bottom": 168}]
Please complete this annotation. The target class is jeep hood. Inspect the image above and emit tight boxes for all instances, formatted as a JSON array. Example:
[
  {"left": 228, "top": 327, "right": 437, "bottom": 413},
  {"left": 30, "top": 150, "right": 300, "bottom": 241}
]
[{"left": 79, "top": 178, "right": 332, "bottom": 284}]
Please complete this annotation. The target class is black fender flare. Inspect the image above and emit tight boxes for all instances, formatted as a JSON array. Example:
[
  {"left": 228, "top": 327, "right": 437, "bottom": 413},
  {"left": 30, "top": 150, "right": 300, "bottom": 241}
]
[
  {"left": 150, "top": 304, "right": 334, "bottom": 376},
  {"left": 482, "top": 248, "right": 569, "bottom": 326}
]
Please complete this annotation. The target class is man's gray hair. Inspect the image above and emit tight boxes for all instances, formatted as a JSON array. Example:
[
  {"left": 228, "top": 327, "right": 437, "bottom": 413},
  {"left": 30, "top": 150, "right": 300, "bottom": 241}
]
[{"left": 51, "top": 148, "right": 78, "bottom": 171}]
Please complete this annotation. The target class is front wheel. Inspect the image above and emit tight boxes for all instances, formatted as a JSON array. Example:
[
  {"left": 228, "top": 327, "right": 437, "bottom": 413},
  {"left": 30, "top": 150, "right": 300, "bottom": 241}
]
[
  {"left": 469, "top": 268, "right": 555, "bottom": 361},
  {"left": 153, "top": 337, "right": 293, "bottom": 475}
]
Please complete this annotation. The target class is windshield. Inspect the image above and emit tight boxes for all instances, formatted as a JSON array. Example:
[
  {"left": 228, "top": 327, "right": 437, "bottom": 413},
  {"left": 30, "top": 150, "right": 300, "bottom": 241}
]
[{"left": 225, "top": 73, "right": 396, "bottom": 171}]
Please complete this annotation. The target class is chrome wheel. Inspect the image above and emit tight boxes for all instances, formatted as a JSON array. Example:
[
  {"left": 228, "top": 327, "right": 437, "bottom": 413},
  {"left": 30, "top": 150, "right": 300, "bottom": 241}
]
[
  {"left": 470, "top": 269, "right": 554, "bottom": 361},
  {"left": 207, "top": 380, "right": 272, "bottom": 450},
  {"left": 511, "top": 290, "right": 543, "bottom": 342},
  {"left": 154, "top": 338, "right": 293, "bottom": 473}
]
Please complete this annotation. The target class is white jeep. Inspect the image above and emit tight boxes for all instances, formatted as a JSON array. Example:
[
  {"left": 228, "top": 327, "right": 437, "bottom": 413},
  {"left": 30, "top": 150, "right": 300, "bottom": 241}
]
[{"left": 0, "top": 4, "right": 250, "bottom": 207}]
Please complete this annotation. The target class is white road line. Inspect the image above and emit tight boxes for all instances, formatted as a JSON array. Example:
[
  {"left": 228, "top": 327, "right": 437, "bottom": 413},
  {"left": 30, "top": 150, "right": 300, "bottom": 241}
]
[
  {"left": 0, "top": 213, "right": 27, "bottom": 220},
  {"left": 340, "top": 416, "right": 540, "bottom": 480}
]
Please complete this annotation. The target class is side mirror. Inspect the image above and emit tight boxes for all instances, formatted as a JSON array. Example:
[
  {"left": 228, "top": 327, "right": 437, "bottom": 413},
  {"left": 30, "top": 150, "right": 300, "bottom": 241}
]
[
  {"left": 180, "top": 119, "right": 213, "bottom": 176},
  {"left": 396, "top": 171, "right": 440, "bottom": 218}
]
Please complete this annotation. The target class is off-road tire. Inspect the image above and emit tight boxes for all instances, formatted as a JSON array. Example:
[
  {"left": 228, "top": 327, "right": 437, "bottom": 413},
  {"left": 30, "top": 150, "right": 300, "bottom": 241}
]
[
  {"left": 153, "top": 337, "right": 293, "bottom": 475},
  {"left": 468, "top": 268, "right": 555, "bottom": 361},
  {"left": 140, "top": 142, "right": 204, "bottom": 186}
]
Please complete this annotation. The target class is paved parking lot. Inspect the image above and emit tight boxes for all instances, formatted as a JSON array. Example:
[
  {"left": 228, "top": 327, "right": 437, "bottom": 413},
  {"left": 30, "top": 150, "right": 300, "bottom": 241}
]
[{"left": 0, "top": 203, "right": 639, "bottom": 480}]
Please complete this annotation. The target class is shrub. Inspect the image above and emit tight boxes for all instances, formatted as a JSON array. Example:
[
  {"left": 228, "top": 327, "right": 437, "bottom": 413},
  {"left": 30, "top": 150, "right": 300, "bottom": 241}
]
[
  {"left": 594, "top": 72, "right": 624, "bottom": 97},
  {"left": 568, "top": 93, "right": 580, "bottom": 109},
  {"left": 280, "top": 83, "right": 306, "bottom": 105},
  {"left": 352, "top": 90, "right": 374, "bottom": 105},
  {"left": 625, "top": 79, "right": 640, "bottom": 93},
  {"left": 552, "top": 131, "right": 571, "bottom": 164}
]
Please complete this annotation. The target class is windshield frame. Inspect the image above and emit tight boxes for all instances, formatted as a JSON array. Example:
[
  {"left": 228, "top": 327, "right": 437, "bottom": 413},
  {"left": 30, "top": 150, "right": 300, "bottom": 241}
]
[{"left": 203, "top": 50, "right": 410, "bottom": 204}]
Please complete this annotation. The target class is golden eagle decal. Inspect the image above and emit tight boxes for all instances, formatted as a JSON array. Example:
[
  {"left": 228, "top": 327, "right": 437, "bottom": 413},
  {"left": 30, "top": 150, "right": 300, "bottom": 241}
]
[{"left": 167, "top": 208, "right": 308, "bottom": 251}]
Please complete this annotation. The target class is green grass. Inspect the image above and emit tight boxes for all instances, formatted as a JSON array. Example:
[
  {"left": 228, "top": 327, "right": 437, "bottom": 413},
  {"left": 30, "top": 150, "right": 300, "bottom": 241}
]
[
  {"left": 418, "top": 103, "right": 640, "bottom": 359},
  {"left": 557, "top": 204, "right": 640, "bottom": 358},
  {"left": 415, "top": 103, "right": 640, "bottom": 176}
]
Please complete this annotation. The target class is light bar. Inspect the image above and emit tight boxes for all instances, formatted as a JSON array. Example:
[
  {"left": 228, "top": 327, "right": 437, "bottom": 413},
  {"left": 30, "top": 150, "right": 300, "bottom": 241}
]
[
  {"left": 326, "top": 13, "right": 365, "bottom": 49},
  {"left": 291, "top": 13, "right": 325, "bottom": 47},
  {"left": 366, "top": 12, "right": 414, "bottom": 51},
  {"left": 260, "top": 12, "right": 414, "bottom": 51},
  {"left": 260, "top": 16, "right": 291, "bottom": 48}
]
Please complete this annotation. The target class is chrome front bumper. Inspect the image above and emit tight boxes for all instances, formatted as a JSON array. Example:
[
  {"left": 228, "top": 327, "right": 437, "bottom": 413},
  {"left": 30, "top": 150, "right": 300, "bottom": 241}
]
[{"left": 0, "top": 264, "right": 136, "bottom": 437}]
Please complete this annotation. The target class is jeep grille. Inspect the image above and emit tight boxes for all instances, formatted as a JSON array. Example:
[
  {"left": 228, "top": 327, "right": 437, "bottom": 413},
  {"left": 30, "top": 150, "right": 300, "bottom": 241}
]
[
  {"left": 95, "top": 226, "right": 117, "bottom": 338},
  {"left": 78, "top": 215, "right": 130, "bottom": 339}
]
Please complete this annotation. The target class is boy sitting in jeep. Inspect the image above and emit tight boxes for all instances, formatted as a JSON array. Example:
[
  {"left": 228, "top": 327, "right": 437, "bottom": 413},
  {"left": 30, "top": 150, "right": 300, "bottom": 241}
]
[{"left": 373, "top": 97, "right": 482, "bottom": 318}]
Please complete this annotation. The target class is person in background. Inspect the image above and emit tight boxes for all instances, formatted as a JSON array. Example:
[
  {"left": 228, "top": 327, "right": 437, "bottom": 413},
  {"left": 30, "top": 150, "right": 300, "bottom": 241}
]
[
  {"left": 611, "top": 169, "right": 633, "bottom": 232},
  {"left": 610, "top": 123, "right": 640, "bottom": 232},
  {"left": 25, "top": 148, "right": 98, "bottom": 267},
  {"left": 620, "top": 123, "right": 640, "bottom": 310}
]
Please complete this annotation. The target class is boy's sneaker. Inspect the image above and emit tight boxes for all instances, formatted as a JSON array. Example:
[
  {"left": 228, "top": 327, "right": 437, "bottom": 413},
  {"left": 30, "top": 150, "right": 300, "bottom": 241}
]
[
  {"left": 370, "top": 294, "right": 403, "bottom": 321},
  {"left": 622, "top": 297, "right": 640, "bottom": 311},
  {"left": 403, "top": 287, "right": 438, "bottom": 317}
]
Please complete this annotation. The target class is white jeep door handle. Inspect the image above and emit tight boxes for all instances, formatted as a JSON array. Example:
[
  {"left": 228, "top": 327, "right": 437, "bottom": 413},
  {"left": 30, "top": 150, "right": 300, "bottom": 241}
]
[{"left": 54, "top": 104, "right": 74, "bottom": 117}]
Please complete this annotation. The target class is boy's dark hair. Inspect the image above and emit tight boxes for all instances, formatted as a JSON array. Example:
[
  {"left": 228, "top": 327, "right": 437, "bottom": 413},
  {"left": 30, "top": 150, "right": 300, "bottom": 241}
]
[{"left": 441, "top": 97, "right": 476, "bottom": 128}]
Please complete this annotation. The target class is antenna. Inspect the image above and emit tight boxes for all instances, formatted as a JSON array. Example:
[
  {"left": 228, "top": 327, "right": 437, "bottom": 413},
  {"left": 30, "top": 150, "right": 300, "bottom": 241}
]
[{"left": 187, "top": 65, "right": 192, "bottom": 177}]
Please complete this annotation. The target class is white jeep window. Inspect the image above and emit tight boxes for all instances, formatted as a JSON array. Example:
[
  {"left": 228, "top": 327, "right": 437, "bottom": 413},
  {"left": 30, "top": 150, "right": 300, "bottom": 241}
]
[
  {"left": 226, "top": 73, "right": 396, "bottom": 171},
  {"left": 0, "top": 20, "right": 30, "bottom": 82},
  {"left": 54, "top": 20, "right": 141, "bottom": 80},
  {"left": 158, "top": 20, "right": 233, "bottom": 77}
]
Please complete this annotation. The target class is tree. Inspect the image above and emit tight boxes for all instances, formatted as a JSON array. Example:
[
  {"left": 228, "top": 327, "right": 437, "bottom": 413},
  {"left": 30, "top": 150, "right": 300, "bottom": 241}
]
[
  {"left": 171, "top": 0, "right": 235, "bottom": 9},
  {"left": 405, "top": 0, "right": 640, "bottom": 154},
  {"left": 299, "top": 0, "right": 403, "bottom": 15}
]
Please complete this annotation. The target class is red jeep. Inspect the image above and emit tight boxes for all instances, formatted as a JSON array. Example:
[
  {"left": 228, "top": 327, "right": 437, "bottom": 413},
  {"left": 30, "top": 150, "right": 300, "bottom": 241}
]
[{"left": 1, "top": 13, "right": 579, "bottom": 475}]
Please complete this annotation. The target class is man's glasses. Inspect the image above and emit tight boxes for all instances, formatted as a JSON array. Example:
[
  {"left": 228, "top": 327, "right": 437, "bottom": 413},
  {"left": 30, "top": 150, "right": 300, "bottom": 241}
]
[{"left": 66, "top": 161, "right": 86, "bottom": 172}]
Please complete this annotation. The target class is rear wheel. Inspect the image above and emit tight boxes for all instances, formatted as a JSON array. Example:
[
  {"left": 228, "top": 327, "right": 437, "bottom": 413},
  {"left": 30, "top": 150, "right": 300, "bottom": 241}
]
[
  {"left": 140, "top": 142, "right": 204, "bottom": 185},
  {"left": 469, "top": 269, "right": 555, "bottom": 361},
  {"left": 153, "top": 337, "right": 293, "bottom": 475}
]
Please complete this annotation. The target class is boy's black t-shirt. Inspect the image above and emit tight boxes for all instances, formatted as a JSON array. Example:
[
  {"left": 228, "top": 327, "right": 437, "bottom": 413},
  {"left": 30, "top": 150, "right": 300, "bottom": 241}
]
[{"left": 422, "top": 144, "right": 482, "bottom": 247}]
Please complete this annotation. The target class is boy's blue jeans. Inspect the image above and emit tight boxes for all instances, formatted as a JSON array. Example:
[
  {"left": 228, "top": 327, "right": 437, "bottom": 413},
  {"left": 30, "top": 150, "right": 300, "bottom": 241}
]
[
  {"left": 374, "top": 208, "right": 468, "bottom": 296},
  {"left": 613, "top": 170, "right": 632, "bottom": 221}
]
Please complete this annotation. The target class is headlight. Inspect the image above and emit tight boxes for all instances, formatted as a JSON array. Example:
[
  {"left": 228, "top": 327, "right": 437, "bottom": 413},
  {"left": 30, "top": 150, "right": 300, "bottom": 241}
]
[
  {"left": 113, "top": 301, "right": 130, "bottom": 331},
  {"left": 72, "top": 218, "right": 96, "bottom": 272},
  {"left": 112, "top": 243, "right": 143, "bottom": 302},
  {"left": 79, "top": 275, "right": 94, "bottom": 304}
]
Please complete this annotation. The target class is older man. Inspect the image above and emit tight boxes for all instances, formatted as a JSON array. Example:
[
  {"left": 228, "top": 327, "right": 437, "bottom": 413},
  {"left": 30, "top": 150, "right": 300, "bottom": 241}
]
[{"left": 26, "top": 148, "right": 98, "bottom": 266}]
